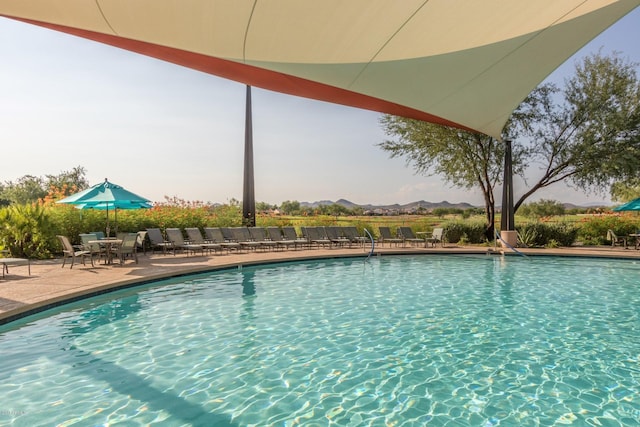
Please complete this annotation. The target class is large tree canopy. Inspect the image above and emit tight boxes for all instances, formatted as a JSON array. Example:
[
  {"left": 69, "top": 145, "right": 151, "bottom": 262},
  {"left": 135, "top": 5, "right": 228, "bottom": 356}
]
[
  {"left": 379, "top": 52, "right": 640, "bottom": 236},
  {"left": 514, "top": 52, "right": 640, "bottom": 211},
  {"left": 0, "top": 166, "right": 89, "bottom": 205}
]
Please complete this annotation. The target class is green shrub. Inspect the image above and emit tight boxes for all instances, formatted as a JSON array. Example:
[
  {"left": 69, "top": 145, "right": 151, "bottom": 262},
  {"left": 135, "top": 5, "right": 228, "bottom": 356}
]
[
  {"left": 0, "top": 204, "right": 55, "bottom": 258},
  {"left": 549, "top": 222, "right": 579, "bottom": 247},
  {"left": 577, "top": 215, "right": 639, "bottom": 245},
  {"left": 442, "top": 220, "right": 487, "bottom": 244},
  {"left": 516, "top": 222, "right": 578, "bottom": 247}
]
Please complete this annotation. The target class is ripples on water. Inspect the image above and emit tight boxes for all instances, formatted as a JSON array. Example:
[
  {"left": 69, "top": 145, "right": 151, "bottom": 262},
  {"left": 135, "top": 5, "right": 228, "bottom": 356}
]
[{"left": 1, "top": 255, "right": 639, "bottom": 426}]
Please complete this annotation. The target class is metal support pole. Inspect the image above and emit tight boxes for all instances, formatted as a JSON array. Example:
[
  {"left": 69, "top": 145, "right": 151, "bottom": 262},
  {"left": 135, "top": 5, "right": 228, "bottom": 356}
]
[
  {"left": 500, "top": 138, "right": 516, "bottom": 247},
  {"left": 500, "top": 139, "right": 514, "bottom": 231},
  {"left": 242, "top": 85, "right": 256, "bottom": 227}
]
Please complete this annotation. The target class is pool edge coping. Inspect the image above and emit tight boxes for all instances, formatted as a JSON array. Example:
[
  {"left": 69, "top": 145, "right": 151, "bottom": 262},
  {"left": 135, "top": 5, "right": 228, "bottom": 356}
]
[{"left": 1, "top": 246, "right": 638, "bottom": 326}]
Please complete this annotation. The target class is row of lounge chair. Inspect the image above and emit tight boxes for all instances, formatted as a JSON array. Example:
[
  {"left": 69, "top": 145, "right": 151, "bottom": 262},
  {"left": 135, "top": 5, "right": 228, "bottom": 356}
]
[
  {"left": 58, "top": 225, "right": 445, "bottom": 268},
  {"left": 145, "top": 226, "right": 372, "bottom": 255},
  {"left": 378, "top": 227, "right": 444, "bottom": 247},
  {"left": 145, "top": 225, "right": 444, "bottom": 256}
]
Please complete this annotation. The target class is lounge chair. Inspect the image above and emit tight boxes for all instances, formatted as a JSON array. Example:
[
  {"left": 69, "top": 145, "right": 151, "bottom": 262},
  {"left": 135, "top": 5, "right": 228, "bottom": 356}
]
[
  {"left": 398, "top": 227, "right": 424, "bottom": 247},
  {"left": 135, "top": 231, "right": 148, "bottom": 254},
  {"left": 342, "top": 226, "right": 368, "bottom": 247},
  {"left": 282, "top": 226, "right": 308, "bottom": 249},
  {"left": 324, "top": 226, "right": 350, "bottom": 247},
  {"left": 113, "top": 233, "right": 138, "bottom": 264},
  {"left": 378, "top": 227, "right": 403, "bottom": 247},
  {"left": 185, "top": 227, "right": 223, "bottom": 254},
  {"left": 426, "top": 228, "right": 445, "bottom": 247},
  {"left": 146, "top": 228, "right": 175, "bottom": 254},
  {"left": 607, "top": 229, "right": 627, "bottom": 248},
  {"left": 248, "top": 227, "right": 278, "bottom": 251},
  {"left": 302, "top": 226, "right": 332, "bottom": 248},
  {"left": 165, "top": 228, "right": 205, "bottom": 256},
  {"left": 219, "top": 227, "right": 237, "bottom": 242},
  {"left": 266, "top": 227, "right": 298, "bottom": 250},
  {"left": 0, "top": 256, "right": 31, "bottom": 278},
  {"left": 230, "top": 227, "right": 262, "bottom": 251},
  {"left": 204, "top": 227, "right": 241, "bottom": 253},
  {"left": 57, "top": 235, "right": 94, "bottom": 269}
]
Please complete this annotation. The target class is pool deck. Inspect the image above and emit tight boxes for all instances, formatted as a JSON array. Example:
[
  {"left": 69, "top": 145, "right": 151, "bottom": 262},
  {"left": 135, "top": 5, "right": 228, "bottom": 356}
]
[{"left": 1, "top": 243, "right": 639, "bottom": 325}]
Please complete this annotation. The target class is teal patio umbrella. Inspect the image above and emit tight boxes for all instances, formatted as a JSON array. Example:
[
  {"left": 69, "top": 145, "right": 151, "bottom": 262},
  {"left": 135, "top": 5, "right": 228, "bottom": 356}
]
[
  {"left": 57, "top": 178, "right": 152, "bottom": 236},
  {"left": 613, "top": 198, "right": 640, "bottom": 212}
]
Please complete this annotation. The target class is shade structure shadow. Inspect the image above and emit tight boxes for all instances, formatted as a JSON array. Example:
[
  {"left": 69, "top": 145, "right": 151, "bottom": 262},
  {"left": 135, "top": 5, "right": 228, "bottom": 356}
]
[{"left": 3, "top": 294, "right": 239, "bottom": 426}]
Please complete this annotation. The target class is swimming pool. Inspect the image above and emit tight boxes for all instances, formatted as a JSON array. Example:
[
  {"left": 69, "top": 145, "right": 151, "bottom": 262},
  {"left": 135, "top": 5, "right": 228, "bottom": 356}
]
[{"left": 1, "top": 255, "right": 639, "bottom": 426}]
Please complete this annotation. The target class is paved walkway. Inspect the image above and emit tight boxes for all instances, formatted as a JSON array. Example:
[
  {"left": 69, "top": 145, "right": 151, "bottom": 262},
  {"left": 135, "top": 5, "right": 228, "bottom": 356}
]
[{"left": 1, "top": 243, "right": 638, "bottom": 325}]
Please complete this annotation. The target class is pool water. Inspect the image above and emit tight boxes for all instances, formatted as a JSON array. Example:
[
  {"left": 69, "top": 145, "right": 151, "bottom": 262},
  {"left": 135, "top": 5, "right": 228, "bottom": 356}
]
[{"left": 1, "top": 255, "right": 640, "bottom": 426}]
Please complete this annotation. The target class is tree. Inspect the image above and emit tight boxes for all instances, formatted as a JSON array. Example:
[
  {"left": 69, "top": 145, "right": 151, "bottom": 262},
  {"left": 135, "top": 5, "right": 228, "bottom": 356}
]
[
  {"left": 45, "top": 166, "right": 89, "bottom": 198},
  {"left": 0, "top": 175, "right": 47, "bottom": 205},
  {"left": 512, "top": 52, "right": 640, "bottom": 212},
  {"left": 280, "top": 200, "right": 301, "bottom": 215},
  {"left": 518, "top": 199, "right": 566, "bottom": 218},
  {"left": 256, "top": 201, "right": 276, "bottom": 212},
  {"left": 379, "top": 112, "right": 528, "bottom": 239},
  {"left": 0, "top": 183, "right": 8, "bottom": 207},
  {"left": 1, "top": 166, "right": 89, "bottom": 205},
  {"left": 610, "top": 179, "right": 640, "bottom": 202},
  {"left": 379, "top": 52, "right": 639, "bottom": 238}
]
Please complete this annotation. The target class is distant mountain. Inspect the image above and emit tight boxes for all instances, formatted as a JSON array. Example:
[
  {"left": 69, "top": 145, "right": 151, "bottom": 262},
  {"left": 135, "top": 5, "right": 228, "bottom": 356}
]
[
  {"left": 296, "top": 198, "right": 610, "bottom": 211},
  {"left": 299, "top": 199, "right": 477, "bottom": 210}
]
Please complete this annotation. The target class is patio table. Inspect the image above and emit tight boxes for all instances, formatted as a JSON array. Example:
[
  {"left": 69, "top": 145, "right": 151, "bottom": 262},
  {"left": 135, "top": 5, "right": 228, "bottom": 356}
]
[{"left": 89, "top": 239, "right": 123, "bottom": 265}]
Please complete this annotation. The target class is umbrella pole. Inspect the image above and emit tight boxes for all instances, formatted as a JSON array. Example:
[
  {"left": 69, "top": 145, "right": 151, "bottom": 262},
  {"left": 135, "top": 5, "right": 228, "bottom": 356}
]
[{"left": 106, "top": 205, "right": 110, "bottom": 237}]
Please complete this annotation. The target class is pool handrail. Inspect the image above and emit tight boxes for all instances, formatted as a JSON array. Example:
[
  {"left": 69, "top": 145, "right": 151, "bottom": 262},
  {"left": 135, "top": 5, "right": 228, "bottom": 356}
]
[
  {"left": 495, "top": 230, "right": 528, "bottom": 258},
  {"left": 364, "top": 228, "right": 375, "bottom": 259}
]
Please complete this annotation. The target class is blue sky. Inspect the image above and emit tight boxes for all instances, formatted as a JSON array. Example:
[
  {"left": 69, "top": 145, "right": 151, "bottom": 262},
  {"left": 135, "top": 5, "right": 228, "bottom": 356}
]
[{"left": 1, "top": 8, "right": 638, "bottom": 207}]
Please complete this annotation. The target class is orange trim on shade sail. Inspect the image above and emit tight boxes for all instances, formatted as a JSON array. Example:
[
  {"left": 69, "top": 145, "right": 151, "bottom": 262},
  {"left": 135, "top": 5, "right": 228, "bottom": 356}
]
[{"left": 10, "top": 17, "right": 473, "bottom": 133}]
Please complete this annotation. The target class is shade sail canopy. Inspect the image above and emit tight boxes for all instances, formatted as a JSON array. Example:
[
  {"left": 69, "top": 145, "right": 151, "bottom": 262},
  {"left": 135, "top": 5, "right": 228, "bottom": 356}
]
[
  {"left": 1, "top": 1, "right": 638, "bottom": 138},
  {"left": 613, "top": 198, "right": 640, "bottom": 211}
]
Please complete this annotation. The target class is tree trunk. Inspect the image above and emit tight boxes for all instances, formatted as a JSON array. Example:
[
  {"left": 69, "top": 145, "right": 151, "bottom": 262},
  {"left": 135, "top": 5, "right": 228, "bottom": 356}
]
[{"left": 483, "top": 190, "right": 496, "bottom": 241}]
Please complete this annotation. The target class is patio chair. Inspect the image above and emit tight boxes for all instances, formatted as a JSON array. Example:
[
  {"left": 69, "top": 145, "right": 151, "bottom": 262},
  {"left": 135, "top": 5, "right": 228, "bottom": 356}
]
[
  {"left": 90, "top": 231, "right": 105, "bottom": 240},
  {"left": 378, "top": 227, "right": 403, "bottom": 247},
  {"left": 165, "top": 228, "right": 205, "bottom": 256},
  {"left": 204, "top": 227, "right": 241, "bottom": 253},
  {"left": 426, "top": 228, "right": 445, "bottom": 247},
  {"left": 57, "top": 235, "right": 94, "bottom": 269},
  {"left": 607, "top": 229, "right": 627, "bottom": 248},
  {"left": 185, "top": 227, "right": 223, "bottom": 254},
  {"left": 146, "top": 228, "right": 174, "bottom": 254},
  {"left": 113, "top": 233, "right": 138, "bottom": 264},
  {"left": 398, "top": 227, "right": 425, "bottom": 247},
  {"left": 79, "top": 233, "right": 108, "bottom": 264}
]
